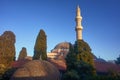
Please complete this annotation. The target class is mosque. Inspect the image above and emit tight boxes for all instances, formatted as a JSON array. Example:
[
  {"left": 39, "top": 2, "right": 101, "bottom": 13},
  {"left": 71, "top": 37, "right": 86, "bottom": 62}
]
[
  {"left": 47, "top": 6, "right": 120, "bottom": 75},
  {"left": 47, "top": 6, "right": 103, "bottom": 61},
  {"left": 10, "top": 6, "right": 120, "bottom": 80},
  {"left": 47, "top": 6, "right": 83, "bottom": 59}
]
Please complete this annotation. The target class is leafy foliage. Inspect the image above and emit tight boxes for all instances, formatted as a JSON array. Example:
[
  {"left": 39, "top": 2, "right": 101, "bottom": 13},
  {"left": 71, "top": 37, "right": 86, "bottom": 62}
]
[
  {"left": 62, "top": 40, "right": 96, "bottom": 80},
  {"left": 62, "top": 70, "right": 79, "bottom": 80},
  {"left": 65, "top": 43, "right": 77, "bottom": 70},
  {"left": 18, "top": 47, "right": 27, "bottom": 60},
  {"left": 76, "top": 61, "right": 95, "bottom": 79},
  {"left": 74, "top": 40, "right": 94, "bottom": 65},
  {"left": 75, "top": 40, "right": 96, "bottom": 74},
  {"left": 33, "top": 29, "right": 47, "bottom": 60},
  {"left": 115, "top": 55, "right": 120, "bottom": 64},
  {"left": 90, "top": 75, "right": 120, "bottom": 80},
  {"left": 0, "top": 31, "right": 16, "bottom": 75},
  {"left": 0, "top": 64, "right": 6, "bottom": 75},
  {"left": 2, "top": 68, "right": 17, "bottom": 80}
]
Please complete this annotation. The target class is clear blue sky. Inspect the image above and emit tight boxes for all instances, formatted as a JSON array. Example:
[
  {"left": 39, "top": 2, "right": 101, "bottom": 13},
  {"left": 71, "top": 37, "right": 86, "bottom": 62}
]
[{"left": 0, "top": 0, "right": 120, "bottom": 60}]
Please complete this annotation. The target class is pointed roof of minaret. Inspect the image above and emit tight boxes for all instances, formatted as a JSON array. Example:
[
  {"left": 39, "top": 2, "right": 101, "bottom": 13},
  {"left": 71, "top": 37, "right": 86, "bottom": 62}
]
[
  {"left": 77, "top": 5, "right": 80, "bottom": 11},
  {"left": 76, "top": 5, "right": 81, "bottom": 16},
  {"left": 77, "top": 5, "right": 80, "bottom": 9}
]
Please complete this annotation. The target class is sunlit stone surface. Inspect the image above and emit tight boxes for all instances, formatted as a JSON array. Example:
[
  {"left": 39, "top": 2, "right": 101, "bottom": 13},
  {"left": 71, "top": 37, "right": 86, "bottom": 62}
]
[{"left": 11, "top": 60, "right": 60, "bottom": 80}]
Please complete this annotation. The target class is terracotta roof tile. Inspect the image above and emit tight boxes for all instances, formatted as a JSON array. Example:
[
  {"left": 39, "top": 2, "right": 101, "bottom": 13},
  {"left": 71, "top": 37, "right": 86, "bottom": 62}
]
[
  {"left": 95, "top": 60, "right": 120, "bottom": 73},
  {"left": 12, "top": 59, "right": 120, "bottom": 73}
]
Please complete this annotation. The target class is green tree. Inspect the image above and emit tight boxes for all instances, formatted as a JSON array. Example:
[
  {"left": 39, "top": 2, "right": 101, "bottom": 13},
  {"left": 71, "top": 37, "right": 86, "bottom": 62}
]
[
  {"left": 115, "top": 55, "right": 120, "bottom": 65},
  {"left": 18, "top": 47, "right": 27, "bottom": 60},
  {"left": 65, "top": 43, "right": 77, "bottom": 70},
  {"left": 33, "top": 29, "right": 47, "bottom": 60},
  {"left": 74, "top": 40, "right": 95, "bottom": 71},
  {"left": 62, "top": 43, "right": 79, "bottom": 80},
  {"left": 0, "top": 64, "right": 6, "bottom": 75},
  {"left": 62, "top": 70, "right": 79, "bottom": 80},
  {"left": 0, "top": 31, "right": 16, "bottom": 75},
  {"left": 62, "top": 40, "right": 96, "bottom": 80},
  {"left": 75, "top": 61, "right": 95, "bottom": 80},
  {"left": 2, "top": 68, "right": 17, "bottom": 80}
]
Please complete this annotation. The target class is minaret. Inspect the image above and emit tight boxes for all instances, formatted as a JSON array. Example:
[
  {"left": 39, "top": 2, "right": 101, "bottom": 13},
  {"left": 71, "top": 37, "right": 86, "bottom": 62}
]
[{"left": 75, "top": 5, "right": 83, "bottom": 40}]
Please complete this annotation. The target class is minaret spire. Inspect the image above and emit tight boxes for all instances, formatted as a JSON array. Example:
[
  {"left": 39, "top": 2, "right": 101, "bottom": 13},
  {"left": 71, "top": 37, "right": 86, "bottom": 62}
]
[
  {"left": 75, "top": 5, "right": 83, "bottom": 40},
  {"left": 77, "top": 5, "right": 81, "bottom": 16}
]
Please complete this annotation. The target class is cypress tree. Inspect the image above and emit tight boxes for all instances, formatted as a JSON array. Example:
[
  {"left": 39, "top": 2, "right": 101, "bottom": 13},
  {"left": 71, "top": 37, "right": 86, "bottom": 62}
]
[
  {"left": 65, "top": 43, "right": 77, "bottom": 70},
  {"left": 18, "top": 47, "right": 27, "bottom": 60},
  {"left": 74, "top": 40, "right": 96, "bottom": 75},
  {"left": 63, "top": 43, "right": 79, "bottom": 80},
  {"left": 62, "top": 40, "right": 96, "bottom": 80},
  {"left": 33, "top": 29, "right": 47, "bottom": 60}
]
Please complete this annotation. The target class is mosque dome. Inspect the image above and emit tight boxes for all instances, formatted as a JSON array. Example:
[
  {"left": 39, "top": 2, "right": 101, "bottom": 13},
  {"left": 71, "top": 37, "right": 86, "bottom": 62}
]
[
  {"left": 54, "top": 42, "right": 70, "bottom": 49},
  {"left": 11, "top": 60, "right": 60, "bottom": 80},
  {"left": 50, "top": 42, "right": 70, "bottom": 58}
]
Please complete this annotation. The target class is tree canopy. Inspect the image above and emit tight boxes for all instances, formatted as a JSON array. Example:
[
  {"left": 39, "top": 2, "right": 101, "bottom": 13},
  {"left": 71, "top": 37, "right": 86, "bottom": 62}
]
[
  {"left": 0, "top": 31, "right": 16, "bottom": 75},
  {"left": 62, "top": 40, "right": 96, "bottom": 80},
  {"left": 115, "top": 55, "right": 120, "bottom": 65},
  {"left": 74, "top": 40, "right": 95, "bottom": 67},
  {"left": 18, "top": 47, "right": 27, "bottom": 60},
  {"left": 33, "top": 29, "right": 47, "bottom": 60}
]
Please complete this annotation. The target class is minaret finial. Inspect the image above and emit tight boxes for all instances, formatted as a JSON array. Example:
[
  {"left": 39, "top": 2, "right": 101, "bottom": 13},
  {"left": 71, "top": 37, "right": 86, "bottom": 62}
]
[
  {"left": 76, "top": 5, "right": 81, "bottom": 17},
  {"left": 77, "top": 5, "right": 79, "bottom": 9}
]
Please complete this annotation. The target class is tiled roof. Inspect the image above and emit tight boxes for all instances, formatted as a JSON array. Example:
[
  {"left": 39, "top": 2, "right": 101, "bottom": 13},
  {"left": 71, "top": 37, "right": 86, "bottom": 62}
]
[
  {"left": 11, "top": 59, "right": 31, "bottom": 68},
  {"left": 11, "top": 60, "right": 60, "bottom": 80},
  {"left": 11, "top": 59, "right": 120, "bottom": 74},
  {"left": 95, "top": 60, "right": 120, "bottom": 73},
  {"left": 48, "top": 59, "right": 66, "bottom": 71}
]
